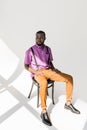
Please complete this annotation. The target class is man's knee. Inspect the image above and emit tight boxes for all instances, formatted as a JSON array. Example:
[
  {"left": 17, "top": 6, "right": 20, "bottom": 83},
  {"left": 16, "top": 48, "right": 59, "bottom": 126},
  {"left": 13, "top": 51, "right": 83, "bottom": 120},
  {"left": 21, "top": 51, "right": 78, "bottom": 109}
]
[{"left": 67, "top": 75, "right": 73, "bottom": 82}]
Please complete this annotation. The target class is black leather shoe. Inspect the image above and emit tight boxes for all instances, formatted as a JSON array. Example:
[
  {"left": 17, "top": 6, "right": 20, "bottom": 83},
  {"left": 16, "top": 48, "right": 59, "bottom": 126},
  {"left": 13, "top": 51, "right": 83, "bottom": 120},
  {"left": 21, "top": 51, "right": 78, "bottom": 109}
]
[
  {"left": 64, "top": 103, "right": 80, "bottom": 114},
  {"left": 40, "top": 112, "right": 52, "bottom": 126}
]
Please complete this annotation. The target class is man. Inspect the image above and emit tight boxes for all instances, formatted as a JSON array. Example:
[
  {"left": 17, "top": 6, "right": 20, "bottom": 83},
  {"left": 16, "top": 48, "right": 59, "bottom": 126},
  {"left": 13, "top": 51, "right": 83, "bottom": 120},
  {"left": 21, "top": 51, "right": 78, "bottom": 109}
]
[{"left": 24, "top": 30, "right": 80, "bottom": 126}]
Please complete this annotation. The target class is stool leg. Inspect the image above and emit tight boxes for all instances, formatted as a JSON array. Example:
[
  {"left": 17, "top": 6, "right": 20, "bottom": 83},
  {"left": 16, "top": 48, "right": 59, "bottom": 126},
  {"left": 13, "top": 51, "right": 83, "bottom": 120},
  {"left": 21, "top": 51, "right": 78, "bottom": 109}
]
[
  {"left": 37, "top": 86, "right": 39, "bottom": 107},
  {"left": 52, "top": 83, "right": 55, "bottom": 104},
  {"left": 28, "top": 82, "right": 34, "bottom": 98},
  {"left": 47, "top": 88, "right": 49, "bottom": 96}
]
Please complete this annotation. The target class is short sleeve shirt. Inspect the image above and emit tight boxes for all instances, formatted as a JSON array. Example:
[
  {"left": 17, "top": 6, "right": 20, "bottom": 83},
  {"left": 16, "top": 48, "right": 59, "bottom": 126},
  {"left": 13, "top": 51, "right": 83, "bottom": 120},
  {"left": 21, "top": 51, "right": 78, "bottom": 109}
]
[{"left": 24, "top": 43, "right": 53, "bottom": 77}]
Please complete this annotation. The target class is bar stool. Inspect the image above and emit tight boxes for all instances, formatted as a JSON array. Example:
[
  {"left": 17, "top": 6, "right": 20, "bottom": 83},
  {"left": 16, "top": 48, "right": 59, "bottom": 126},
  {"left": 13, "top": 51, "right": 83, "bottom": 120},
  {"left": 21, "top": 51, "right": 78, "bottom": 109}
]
[{"left": 28, "top": 77, "right": 55, "bottom": 107}]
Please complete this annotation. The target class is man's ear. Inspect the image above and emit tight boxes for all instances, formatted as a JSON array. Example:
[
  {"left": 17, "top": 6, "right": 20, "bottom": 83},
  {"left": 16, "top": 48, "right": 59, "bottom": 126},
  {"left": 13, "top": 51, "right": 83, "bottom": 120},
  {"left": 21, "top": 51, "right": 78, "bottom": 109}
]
[{"left": 45, "top": 37, "right": 46, "bottom": 40}]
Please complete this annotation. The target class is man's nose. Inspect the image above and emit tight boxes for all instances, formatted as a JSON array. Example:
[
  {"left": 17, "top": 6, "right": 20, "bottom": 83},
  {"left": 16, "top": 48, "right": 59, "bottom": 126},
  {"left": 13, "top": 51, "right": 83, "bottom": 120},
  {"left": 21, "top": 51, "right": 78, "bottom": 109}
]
[
  {"left": 38, "top": 38, "right": 41, "bottom": 40},
  {"left": 38, "top": 39, "right": 41, "bottom": 41}
]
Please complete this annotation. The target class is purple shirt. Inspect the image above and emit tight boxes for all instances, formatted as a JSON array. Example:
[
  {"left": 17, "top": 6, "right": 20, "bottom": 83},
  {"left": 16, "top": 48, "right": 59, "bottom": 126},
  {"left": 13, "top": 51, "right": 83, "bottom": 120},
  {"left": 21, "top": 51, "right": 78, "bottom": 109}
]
[{"left": 24, "top": 43, "right": 53, "bottom": 77}]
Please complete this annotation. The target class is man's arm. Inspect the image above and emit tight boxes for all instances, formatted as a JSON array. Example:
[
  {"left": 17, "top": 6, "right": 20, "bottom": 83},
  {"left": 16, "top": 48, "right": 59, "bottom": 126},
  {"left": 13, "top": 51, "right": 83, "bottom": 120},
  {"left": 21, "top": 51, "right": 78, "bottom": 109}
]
[
  {"left": 48, "top": 47, "right": 61, "bottom": 72},
  {"left": 24, "top": 64, "right": 43, "bottom": 76},
  {"left": 24, "top": 64, "right": 29, "bottom": 70},
  {"left": 50, "top": 61, "right": 55, "bottom": 70},
  {"left": 24, "top": 64, "right": 36, "bottom": 74},
  {"left": 50, "top": 62, "right": 61, "bottom": 73}
]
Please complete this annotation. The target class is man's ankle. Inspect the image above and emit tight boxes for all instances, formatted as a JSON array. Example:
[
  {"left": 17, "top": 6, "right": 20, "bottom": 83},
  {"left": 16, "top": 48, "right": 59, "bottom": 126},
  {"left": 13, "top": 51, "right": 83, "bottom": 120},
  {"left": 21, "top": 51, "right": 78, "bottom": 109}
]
[
  {"left": 42, "top": 108, "right": 47, "bottom": 113},
  {"left": 66, "top": 101, "right": 71, "bottom": 106}
]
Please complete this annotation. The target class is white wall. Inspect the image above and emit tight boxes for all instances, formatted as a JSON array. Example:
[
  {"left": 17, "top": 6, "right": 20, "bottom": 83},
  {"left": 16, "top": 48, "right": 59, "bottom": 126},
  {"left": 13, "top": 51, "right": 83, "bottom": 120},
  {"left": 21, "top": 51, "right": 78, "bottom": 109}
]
[{"left": 0, "top": 0, "right": 87, "bottom": 102}]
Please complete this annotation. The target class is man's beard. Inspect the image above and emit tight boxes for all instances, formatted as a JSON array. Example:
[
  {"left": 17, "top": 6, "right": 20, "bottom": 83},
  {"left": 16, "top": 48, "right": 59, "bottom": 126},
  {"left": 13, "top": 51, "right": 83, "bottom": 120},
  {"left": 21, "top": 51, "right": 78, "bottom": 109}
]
[{"left": 36, "top": 42, "right": 44, "bottom": 46}]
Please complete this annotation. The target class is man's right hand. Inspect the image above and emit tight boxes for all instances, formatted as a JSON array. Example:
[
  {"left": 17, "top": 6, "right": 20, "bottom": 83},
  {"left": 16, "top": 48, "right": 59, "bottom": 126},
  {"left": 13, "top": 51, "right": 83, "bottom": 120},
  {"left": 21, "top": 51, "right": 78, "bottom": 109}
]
[
  {"left": 26, "top": 66, "right": 44, "bottom": 76},
  {"left": 35, "top": 70, "right": 44, "bottom": 76}
]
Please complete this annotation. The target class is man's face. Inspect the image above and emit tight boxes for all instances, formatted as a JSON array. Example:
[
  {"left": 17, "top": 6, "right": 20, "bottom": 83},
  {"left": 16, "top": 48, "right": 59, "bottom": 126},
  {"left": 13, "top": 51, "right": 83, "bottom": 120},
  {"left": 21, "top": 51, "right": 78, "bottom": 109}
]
[{"left": 36, "top": 33, "right": 46, "bottom": 46}]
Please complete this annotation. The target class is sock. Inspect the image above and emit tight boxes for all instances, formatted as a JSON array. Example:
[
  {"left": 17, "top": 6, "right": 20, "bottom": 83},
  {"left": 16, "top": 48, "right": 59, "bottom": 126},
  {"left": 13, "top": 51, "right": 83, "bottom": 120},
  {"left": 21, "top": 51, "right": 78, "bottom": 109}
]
[
  {"left": 66, "top": 101, "right": 71, "bottom": 106},
  {"left": 42, "top": 108, "right": 47, "bottom": 113}
]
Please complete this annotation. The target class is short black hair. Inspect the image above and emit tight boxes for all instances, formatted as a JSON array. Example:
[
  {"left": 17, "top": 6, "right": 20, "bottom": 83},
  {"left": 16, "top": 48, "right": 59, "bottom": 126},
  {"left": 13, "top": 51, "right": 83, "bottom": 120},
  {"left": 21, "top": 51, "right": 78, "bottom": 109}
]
[{"left": 36, "top": 30, "right": 46, "bottom": 37}]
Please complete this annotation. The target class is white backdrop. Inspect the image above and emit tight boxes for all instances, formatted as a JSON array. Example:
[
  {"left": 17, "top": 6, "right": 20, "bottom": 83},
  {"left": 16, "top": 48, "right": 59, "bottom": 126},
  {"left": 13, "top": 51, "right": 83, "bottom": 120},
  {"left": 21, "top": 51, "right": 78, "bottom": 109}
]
[{"left": 0, "top": 0, "right": 87, "bottom": 103}]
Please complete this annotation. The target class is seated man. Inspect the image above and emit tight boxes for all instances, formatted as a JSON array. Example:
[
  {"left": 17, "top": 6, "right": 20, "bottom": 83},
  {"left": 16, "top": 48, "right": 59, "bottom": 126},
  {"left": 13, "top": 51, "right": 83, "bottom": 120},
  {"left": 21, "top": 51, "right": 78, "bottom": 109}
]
[{"left": 24, "top": 30, "right": 80, "bottom": 126}]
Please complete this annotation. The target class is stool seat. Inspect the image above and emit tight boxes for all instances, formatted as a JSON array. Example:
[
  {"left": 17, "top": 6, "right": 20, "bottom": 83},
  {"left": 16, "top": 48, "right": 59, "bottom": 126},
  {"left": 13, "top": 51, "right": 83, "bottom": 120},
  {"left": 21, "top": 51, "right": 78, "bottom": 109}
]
[{"left": 32, "top": 77, "right": 54, "bottom": 86}]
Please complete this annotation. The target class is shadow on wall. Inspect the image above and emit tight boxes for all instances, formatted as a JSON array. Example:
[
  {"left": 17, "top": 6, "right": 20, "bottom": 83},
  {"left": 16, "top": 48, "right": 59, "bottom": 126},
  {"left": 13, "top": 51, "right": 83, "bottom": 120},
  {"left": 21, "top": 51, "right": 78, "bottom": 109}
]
[
  {"left": 0, "top": 38, "right": 87, "bottom": 130},
  {"left": 0, "top": 38, "right": 24, "bottom": 82}
]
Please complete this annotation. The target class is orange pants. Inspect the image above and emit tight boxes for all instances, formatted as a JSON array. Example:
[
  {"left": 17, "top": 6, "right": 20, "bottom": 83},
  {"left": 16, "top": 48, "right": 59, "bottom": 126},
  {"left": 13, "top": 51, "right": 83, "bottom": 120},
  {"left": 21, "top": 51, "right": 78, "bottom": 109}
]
[{"left": 34, "top": 69, "right": 73, "bottom": 109}]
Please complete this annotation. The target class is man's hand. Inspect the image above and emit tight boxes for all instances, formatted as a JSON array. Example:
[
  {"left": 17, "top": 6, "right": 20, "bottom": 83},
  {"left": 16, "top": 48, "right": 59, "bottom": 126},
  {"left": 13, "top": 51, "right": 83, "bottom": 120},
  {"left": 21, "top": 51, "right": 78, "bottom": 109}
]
[
  {"left": 24, "top": 65, "right": 44, "bottom": 76},
  {"left": 35, "top": 70, "right": 44, "bottom": 76}
]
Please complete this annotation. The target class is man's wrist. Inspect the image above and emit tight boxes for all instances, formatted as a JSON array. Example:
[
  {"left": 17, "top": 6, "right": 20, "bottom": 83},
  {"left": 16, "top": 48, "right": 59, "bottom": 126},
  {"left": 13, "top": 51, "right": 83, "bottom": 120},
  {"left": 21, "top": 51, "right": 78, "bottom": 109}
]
[
  {"left": 34, "top": 70, "right": 38, "bottom": 74},
  {"left": 28, "top": 67, "right": 38, "bottom": 74},
  {"left": 52, "top": 67, "right": 56, "bottom": 70}
]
